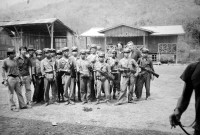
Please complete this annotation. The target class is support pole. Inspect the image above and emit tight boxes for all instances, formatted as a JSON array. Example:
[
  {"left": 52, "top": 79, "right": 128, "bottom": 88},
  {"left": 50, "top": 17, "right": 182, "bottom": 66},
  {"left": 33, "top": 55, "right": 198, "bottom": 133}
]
[
  {"left": 86, "top": 37, "right": 87, "bottom": 48},
  {"left": 104, "top": 37, "right": 107, "bottom": 52},
  {"left": 143, "top": 35, "right": 146, "bottom": 48},
  {"left": 51, "top": 22, "right": 54, "bottom": 49},
  {"left": 66, "top": 31, "right": 68, "bottom": 47},
  {"left": 20, "top": 28, "right": 23, "bottom": 47}
]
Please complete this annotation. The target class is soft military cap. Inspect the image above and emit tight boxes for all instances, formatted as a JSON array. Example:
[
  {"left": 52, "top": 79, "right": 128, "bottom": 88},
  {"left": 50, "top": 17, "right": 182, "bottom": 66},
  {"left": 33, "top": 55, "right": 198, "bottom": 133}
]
[
  {"left": 80, "top": 49, "right": 86, "bottom": 54},
  {"left": 7, "top": 48, "right": 16, "bottom": 53},
  {"left": 71, "top": 46, "right": 78, "bottom": 51},
  {"left": 43, "top": 48, "right": 51, "bottom": 53},
  {"left": 27, "top": 45, "right": 35, "bottom": 51},
  {"left": 123, "top": 48, "right": 130, "bottom": 53},
  {"left": 90, "top": 44, "right": 97, "bottom": 49},
  {"left": 98, "top": 51, "right": 105, "bottom": 57},
  {"left": 61, "top": 47, "right": 69, "bottom": 52},
  {"left": 111, "top": 49, "right": 117, "bottom": 54},
  {"left": 19, "top": 46, "right": 27, "bottom": 51},
  {"left": 142, "top": 48, "right": 149, "bottom": 53},
  {"left": 50, "top": 48, "right": 56, "bottom": 53},
  {"left": 56, "top": 50, "right": 62, "bottom": 55},
  {"left": 36, "top": 50, "right": 43, "bottom": 55},
  {"left": 85, "top": 49, "right": 90, "bottom": 54}
]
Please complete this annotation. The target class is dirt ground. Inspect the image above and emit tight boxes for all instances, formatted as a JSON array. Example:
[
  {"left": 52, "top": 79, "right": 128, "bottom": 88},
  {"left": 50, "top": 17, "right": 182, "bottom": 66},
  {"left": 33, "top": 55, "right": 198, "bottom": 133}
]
[{"left": 0, "top": 64, "right": 196, "bottom": 135}]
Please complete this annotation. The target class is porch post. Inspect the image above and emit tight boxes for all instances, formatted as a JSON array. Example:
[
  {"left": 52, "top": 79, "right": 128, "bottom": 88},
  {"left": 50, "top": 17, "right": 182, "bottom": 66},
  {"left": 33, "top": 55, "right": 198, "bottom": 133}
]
[
  {"left": 104, "top": 37, "right": 107, "bottom": 52},
  {"left": 86, "top": 37, "right": 87, "bottom": 48},
  {"left": 143, "top": 35, "right": 146, "bottom": 47},
  {"left": 51, "top": 22, "right": 54, "bottom": 49},
  {"left": 20, "top": 28, "right": 23, "bottom": 47}
]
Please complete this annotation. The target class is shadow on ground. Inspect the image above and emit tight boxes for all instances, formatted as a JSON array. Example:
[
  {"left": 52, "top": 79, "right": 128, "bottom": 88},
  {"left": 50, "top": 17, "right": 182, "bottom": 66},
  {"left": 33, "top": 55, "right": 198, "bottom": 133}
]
[{"left": 0, "top": 116, "right": 182, "bottom": 135}]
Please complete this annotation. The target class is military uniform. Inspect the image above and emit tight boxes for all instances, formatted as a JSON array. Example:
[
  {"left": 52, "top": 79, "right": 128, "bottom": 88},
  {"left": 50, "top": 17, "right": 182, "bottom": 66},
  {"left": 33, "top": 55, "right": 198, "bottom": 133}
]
[
  {"left": 135, "top": 48, "right": 154, "bottom": 99},
  {"left": 56, "top": 50, "right": 64, "bottom": 102},
  {"left": 87, "top": 44, "right": 98, "bottom": 100},
  {"left": 94, "top": 52, "right": 111, "bottom": 105},
  {"left": 115, "top": 48, "right": 139, "bottom": 105},
  {"left": 41, "top": 48, "right": 57, "bottom": 105},
  {"left": 106, "top": 50, "right": 120, "bottom": 99},
  {"left": 76, "top": 50, "right": 92, "bottom": 104},
  {"left": 15, "top": 46, "right": 32, "bottom": 105},
  {"left": 32, "top": 50, "right": 44, "bottom": 103},
  {"left": 58, "top": 47, "right": 74, "bottom": 105},
  {"left": 2, "top": 48, "right": 27, "bottom": 110},
  {"left": 70, "top": 46, "right": 81, "bottom": 101}
]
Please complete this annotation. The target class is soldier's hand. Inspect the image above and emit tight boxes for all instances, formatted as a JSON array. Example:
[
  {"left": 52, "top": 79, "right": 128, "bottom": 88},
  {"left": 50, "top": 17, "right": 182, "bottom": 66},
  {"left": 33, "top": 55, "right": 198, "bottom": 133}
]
[
  {"left": 2, "top": 80, "right": 8, "bottom": 87},
  {"left": 151, "top": 74, "right": 154, "bottom": 81},
  {"left": 110, "top": 81, "right": 113, "bottom": 86},
  {"left": 19, "top": 81, "right": 23, "bottom": 86},
  {"left": 169, "top": 109, "right": 181, "bottom": 128},
  {"left": 134, "top": 73, "right": 138, "bottom": 77}
]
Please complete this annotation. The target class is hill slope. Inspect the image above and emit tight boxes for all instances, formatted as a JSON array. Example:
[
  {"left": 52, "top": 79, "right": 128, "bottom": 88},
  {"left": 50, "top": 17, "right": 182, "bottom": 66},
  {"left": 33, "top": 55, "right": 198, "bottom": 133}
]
[{"left": 0, "top": 0, "right": 200, "bottom": 34}]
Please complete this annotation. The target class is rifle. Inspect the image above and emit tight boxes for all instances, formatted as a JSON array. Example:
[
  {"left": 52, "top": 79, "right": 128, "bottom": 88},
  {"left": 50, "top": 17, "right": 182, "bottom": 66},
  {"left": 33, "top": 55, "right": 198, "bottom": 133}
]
[
  {"left": 94, "top": 69, "right": 115, "bottom": 82},
  {"left": 111, "top": 67, "right": 136, "bottom": 74},
  {"left": 139, "top": 66, "right": 159, "bottom": 78}
]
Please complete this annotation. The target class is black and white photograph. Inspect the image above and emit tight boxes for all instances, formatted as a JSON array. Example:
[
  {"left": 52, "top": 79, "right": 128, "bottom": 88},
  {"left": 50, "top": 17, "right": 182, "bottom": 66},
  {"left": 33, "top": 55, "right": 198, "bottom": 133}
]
[{"left": 0, "top": 0, "right": 200, "bottom": 134}]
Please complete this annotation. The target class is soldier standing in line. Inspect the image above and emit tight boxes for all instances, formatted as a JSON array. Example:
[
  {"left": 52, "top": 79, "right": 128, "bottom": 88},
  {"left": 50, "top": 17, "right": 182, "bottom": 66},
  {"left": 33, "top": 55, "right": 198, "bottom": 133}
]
[
  {"left": 106, "top": 50, "right": 120, "bottom": 99},
  {"left": 87, "top": 44, "right": 98, "bottom": 101},
  {"left": 32, "top": 50, "right": 44, "bottom": 103},
  {"left": 2, "top": 48, "right": 31, "bottom": 111},
  {"left": 116, "top": 42, "right": 124, "bottom": 60},
  {"left": 70, "top": 46, "right": 81, "bottom": 102},
  {"left": 15, "top": 46, "right": 33, "bottom": 107},
  {"left": 58, "top": 47, "right": 75, "bottom": 105},
  {"left": 114, "top": 48, "right": 139, "bottom": 105},
  {"left": 55, "top": 50, "right": 64, "bottom": 102},
  {"left": 41, "top": 48, "right": 58, "bottom": 106},
  {"left": 76, "top": 49, "right": 92, "bottom": 104},
  {"left": 27, "top": 45, "right": 37, "bottom": 102},
  {"left": 135, "top": 48, "right": 154, "bottom": 100},
  {"left": 94, "top": 52, "right": 112, "bottom": 105},
  {"left": 50, "top": 48, "right": 57, "bottom": 62},
  {"left": 96, "top": 45, "right": 102, "bottom": 56}
]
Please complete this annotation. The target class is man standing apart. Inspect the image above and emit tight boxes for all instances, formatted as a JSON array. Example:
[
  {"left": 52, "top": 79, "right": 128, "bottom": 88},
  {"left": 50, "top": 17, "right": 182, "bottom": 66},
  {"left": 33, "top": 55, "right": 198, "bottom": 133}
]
[
  {"left": 135, "top": 48, "right": 154, "bottom": 100},
  {"left": 15, "top": 46, "right": 33, "bottom": 106},
  {"left": 2, "top": 48, "right": 30, "bottom": 111},
  {"left": 41, "top": 48, "right": 58, "bottom": 106},
  {"left": 114, "top": 48, "right": 139, "bottom": 105}
]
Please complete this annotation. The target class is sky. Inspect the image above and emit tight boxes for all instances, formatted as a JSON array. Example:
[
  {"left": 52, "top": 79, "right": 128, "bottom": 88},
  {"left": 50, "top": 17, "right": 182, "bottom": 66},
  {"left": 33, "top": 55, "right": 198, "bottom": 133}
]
[{"left": 0, "top": 0, "right": 26, "bottom": 9}]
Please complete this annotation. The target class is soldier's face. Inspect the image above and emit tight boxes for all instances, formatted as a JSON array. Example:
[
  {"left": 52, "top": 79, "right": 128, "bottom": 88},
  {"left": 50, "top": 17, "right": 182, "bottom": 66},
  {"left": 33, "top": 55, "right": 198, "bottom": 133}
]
[
  {"left": 51, "top": 52, "right": 56, "bottom": 57},
  {"left": 124, "top": 52, "right": 129, "bottom": 58},
  {"left": 142, "top": 53, "right": 148, "bottom": 57},
  {"left": 91, "top": 48, "right": 96, "bottom": 54},
  {"left": 20, "top": 48, "right": 27, "bottom": 56},
  {"left": 81, "top": 54, "right": 86, "bottom": 59},
  {"left": 37, "top": 54, "right": 42, "bottom": 60},
  {"left": 111, "top": 53, "right": 115, "bottom": 58},
  {"left": 56, "top": 55, "right": 62, "bottom": 59},
  {"left": 45, "top": 52, "right": 51, "bottom": 58},
  {"left": 28, "top": 50, "right": 34, "bottom": 56},
  {"left": 64, "top": 51, "right": 69, "bottom": 57},
  {"left": 9, "top": 53, "right": 16, "bottom": 59},
  {"left": 99, "top": 56, "right": 104, "bottom": 62},
  {"left": 117, "top": 44, "right": 122, "bottom": 49},
  {"left": 72, "top": 51, "right": 78, "bottom": 56}
]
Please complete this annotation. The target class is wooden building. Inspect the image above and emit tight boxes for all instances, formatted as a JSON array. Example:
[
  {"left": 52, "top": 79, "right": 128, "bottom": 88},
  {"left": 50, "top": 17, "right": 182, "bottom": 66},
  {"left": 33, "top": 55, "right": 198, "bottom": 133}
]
[
  {"left": 80, "top": 24, "right": 185, "bottom": 63},
  {"left": 0, "top": 27, "right": 14, "bottom": 59},
  {"left": 0, "top": 18, "right": 75, "bottom": 54}
]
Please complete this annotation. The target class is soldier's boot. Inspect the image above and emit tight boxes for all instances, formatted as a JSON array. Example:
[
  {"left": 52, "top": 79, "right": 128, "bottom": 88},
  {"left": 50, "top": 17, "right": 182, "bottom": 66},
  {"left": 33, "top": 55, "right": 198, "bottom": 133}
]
[{"left": 94, "top": 99, "right": 100, "bottom": 105}]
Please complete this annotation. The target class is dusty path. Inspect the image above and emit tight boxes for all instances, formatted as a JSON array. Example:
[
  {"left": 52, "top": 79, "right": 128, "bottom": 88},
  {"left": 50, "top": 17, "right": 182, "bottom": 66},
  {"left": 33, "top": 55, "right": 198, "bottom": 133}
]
[{"left": 0, "top": 64, "right": 196, "bottom": 135}]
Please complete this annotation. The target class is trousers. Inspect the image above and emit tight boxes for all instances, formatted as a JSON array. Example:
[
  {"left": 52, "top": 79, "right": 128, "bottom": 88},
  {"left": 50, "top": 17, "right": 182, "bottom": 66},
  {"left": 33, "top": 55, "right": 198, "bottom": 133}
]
[
  {"left": 96, "top": 79, "right": 110, "bottom": 101},
  {"left": 21, "top": 76, "right": 32, "bottom": 104},
  {"left": 62, "top": 74, "right": 71, "bottom": 100},
  {"left": 33, "top": 76, "right": 44, "bottom": 102},
  {"left": 80, "top": 77, "right": 91, "bottom": 102},
  {"left": 135, "top": 72, "right": 151, "bottom": 99},
  {"left": 7, "top": 76, "right": 26, "bottom": 108},
  {"left": 117, "top": 74, "right": 136, "bottom": 103},
  {"left": 44, "top": 78, "right": 57, "bottom": 102}
]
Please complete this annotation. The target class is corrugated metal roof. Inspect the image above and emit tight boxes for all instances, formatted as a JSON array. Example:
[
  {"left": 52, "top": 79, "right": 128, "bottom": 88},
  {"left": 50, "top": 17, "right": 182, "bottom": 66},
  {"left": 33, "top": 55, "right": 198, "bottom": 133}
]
[
  {"left": 0, "top": 18, "right": 57, "bottom": 26},
  {"left": 141, "top": 25, "right": 185, "bottom": 36},
  {"left": 80, "top": 25, "right": 185, "bottom": 37},
  {"left": 80, "top": 27, "right": 105, "bottom": 37}
]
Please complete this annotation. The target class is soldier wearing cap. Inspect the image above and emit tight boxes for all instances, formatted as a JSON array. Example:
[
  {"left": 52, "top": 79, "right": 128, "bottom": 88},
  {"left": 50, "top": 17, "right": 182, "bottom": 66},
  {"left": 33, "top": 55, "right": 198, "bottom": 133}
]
[
  {"left": 76, "top": 49, "right": 93, "bottom": 104},
  {"left": 58, "top": 47, "right": 75, "bottom": 105},
  {"left": 41, "top": 48, "right": 58, "bottom": 106},
  {"left": 32, "top": 50, "right": 44, "bottom": 103},
  {"left": 96, "top": 45, "right": 102, "bottom": 56},
  {"left": 85, "top": 49, "right": 90, "bottom": 57},
  {"left": 50, "top": 48, "right": 56, "bottom": 62},
  {"left": 135, "top": 48, "right": 154, "bottom": 100},
  {"left": 94, "top": 51, "right": 112, "bottom": 105},
  {"left": 106, "top": 49, "right": 120, "bottom": 99},
  {"left": 2, "top": 48, "right": 30, "bottom": 111},
  {"left": 27, "top": 45, "right": 37, "bottom": 98},
  {"left": 55, "top": 50, "right": 64, "bottom": 102},
  {"left": 15, "top": 46, "right": 33, "bottom": 107},
  {"left": 87, "top": 44, "right": 98, "bottom": 100},
  {"left": 70, "top": 46, "right": 81, "bottom": 102},
  {"left": 114, "top": 48, "right": 139, "bottom": 105}
]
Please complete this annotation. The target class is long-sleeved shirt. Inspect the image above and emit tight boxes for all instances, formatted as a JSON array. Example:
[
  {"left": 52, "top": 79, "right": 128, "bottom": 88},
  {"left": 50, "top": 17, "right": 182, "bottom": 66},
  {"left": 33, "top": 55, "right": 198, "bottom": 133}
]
[
  {"left": 15, "top": 55, "right": 32, "bottom": 76},
  {"left": 40, "top": 57, "right": 56, "bottom": 76},
  {"left": 76, "top": 58, "right": 92, "bottom": 78}
]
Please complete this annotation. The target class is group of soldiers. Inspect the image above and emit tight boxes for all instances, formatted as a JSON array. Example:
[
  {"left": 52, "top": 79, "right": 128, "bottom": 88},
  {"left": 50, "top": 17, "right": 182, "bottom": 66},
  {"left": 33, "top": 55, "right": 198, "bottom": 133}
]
[{"left": 2, "top": 41, "right": 156, "bottom": 112}]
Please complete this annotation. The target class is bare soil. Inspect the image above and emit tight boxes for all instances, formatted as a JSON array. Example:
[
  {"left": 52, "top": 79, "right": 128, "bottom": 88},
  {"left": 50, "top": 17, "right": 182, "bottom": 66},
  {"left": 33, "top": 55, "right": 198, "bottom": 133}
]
[{"left": 0, "top": 64, "right": 196, "bottom": 135}]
